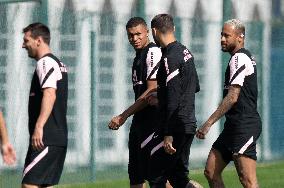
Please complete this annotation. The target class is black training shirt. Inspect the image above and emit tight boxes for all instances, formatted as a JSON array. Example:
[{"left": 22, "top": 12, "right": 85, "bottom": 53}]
[
  {"left": 157, "top": 41, "right": 200, "bottom": 135},
  {"left": 28, "top": 53, "right": 68, "bottom": 146},
  {"left": 132, "top": 42, "right": 162, "bottom": 128},
  {"left": 223, "top": 48, "right": 261, "bottom": 132}
]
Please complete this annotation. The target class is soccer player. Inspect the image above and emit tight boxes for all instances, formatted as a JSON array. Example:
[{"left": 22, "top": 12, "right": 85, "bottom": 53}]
[
  {"left": 108, "top": 17, "right": 172, "bottom": 188},
  {"left": 0, "top": 110, "right": 16, "bottom": 165},
  {"left": 22, "top": 23, "right": 68, "bottom": 188},
  {"left": 196, "top": 19, "right": 262, "bottom": 188},
  {"left": 149, "top": 14, "right": 202, "bottom": 188}
]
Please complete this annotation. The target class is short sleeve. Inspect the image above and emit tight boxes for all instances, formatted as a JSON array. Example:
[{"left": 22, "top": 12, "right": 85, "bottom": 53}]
[
  {"left": 36, "top": 57, "right": 62, "bottom": 89},
  {"left": 146, "top": 46, "right": 162, "bottom": 80},
  {"left": 229, "top": 53, "right": 251, "bottom": 86}
]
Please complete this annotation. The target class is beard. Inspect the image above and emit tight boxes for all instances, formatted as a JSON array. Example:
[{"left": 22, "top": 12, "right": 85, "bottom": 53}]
[
  {"left": 26, "top": 48, "right": 36, "bottom": 58},
  {"left": 153, "top": 36, "right": 161, "bottom": 47},
  {"left": 221, "top": 43, "right": 236, "bottom": 53}
]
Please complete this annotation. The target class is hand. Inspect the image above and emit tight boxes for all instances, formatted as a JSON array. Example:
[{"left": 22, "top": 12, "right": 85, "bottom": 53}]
[
  {"left": 196, "top": 122, "right": 211, "bottom": 139},
  {"left": 163, "top": 136, "right": 176, "bottom": 155},
  {"left": 1, "top": 143, "right": 16, "bottom": 165},
  {"left": 32, "top": 126, "right": 44, "bottom": 150},
  {"left": 108, "top": 114, "right": 127, "bottom": 130},
  {"left": 145, "top": 91, "right": 158, "bottom": 106}
]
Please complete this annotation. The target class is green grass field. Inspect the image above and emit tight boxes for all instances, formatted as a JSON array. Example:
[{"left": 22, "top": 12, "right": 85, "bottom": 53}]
[{"left": 57, "top": 161, "right": 284, "bottom": 188}]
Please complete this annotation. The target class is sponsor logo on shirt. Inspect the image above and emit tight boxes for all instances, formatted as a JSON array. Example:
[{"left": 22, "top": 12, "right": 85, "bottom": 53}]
[
  {"left": 43, "top": 60, "right": 46, "bottom": 74},
  {"left": 30, "top": 92, "right": 35, "bottom": 96},
  {"left": 183, "top": 49, "right": 192, "bottom": 62},
  {"left": 150, "top": 52, "right": 154, "bottom": 67},
  {"left": 164, "top": 58, "right": 169, "bottom": 74},
  {"left": 251, "top": 56, "right": 256, "bottom": 65},
  {"left": 235, "top": 56, "right": 238, "bottom": 69}
]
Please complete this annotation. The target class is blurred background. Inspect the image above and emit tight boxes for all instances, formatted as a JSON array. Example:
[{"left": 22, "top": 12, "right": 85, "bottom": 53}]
[{"left": 0, "top": 0, "right": 283, "bottom": 187}]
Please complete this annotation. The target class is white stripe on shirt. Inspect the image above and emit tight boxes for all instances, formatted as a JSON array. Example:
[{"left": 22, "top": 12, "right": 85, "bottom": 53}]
[{"left": 166, "top": 69, "right": 179, "bottom": 85}]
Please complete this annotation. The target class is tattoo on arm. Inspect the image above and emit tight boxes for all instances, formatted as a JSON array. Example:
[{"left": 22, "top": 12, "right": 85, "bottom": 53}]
[{"left": 206, "top": 85, "right": 241, "bottom": 126}]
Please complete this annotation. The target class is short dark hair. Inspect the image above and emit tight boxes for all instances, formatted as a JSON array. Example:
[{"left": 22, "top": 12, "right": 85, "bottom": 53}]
[
  {"left": 151, "top": 14, "right": 174, "bottom": 33},
  {"left": 126, "top": 17, "right": 147, "bottom": 29},
  {"left": 23, "top": 22, "right": 50, "bottom": 45}
]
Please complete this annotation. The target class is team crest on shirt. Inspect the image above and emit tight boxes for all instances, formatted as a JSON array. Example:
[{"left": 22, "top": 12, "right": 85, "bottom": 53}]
[
  {"left": 132, "top": 70, "right": 138, "bottom": 82},
  {"left": 164, "top": 58, "right": 169, "bottom": 74}
]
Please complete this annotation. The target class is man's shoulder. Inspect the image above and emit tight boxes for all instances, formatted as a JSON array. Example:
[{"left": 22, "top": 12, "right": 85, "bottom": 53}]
[
  {"left": 230, "top": 50, "right": 252, "bottom": 68},
  {"left": 168, "top": 42, "right": 190, "bottom": 54},
  {"left": 37, "top": 54, "right": 59, "bottom": 66},
  {"left": 147, "top": 43, "right": 161, "bottom": 53},
  {"left": 167, "top": 42, "right": 193, "bottom": 62},
  {"left": 232, "top": 48, "right": 253, "bottom": 60}
]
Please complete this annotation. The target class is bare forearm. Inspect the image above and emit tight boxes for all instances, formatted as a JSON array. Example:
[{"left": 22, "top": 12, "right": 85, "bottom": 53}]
[
  {"left": 36, "top": 89, "right": 56, "bottom": 128},
  {"left": 206, "top": 96, "right": 235, "bottom": 126},
  {"left": 121, "top": 98, "right": 147, "bottom": 118},
  {"left": 121, "top": 82, "right": 157, "bottom": 119},
  {"left": 205, "top": 86, "right": 240, "bottom": 127},
  {"left": 0, "top": 112, "right": 9, "bottom": 144}
]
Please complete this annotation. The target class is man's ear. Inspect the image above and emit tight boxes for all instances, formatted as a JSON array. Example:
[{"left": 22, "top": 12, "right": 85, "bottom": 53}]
[
  {"left": 237, "top": 33, "right": 245, "bottom": 43},
  {"left": 152, "top": 28, "right": 156, "bottom": 35},
  {"left": 237, "top": 35, "right": 244, "bottom": 43},
  {"left": 36, "top": 37, "right": 42, "bottom": 47}
]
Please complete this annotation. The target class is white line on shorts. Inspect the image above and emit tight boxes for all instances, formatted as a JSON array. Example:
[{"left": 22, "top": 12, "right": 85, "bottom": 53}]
[
  {"left": 150, "top": 141, "right": 164, "bottom": 156},
  {"left": 141, "top": 132, "right": 155, "bottom": 149},
  {"left": 238, "top": 136, "right": 253, "bottom": 154},
  {"left": 23, "top": 147, "right": 49, "bottom": 178}
]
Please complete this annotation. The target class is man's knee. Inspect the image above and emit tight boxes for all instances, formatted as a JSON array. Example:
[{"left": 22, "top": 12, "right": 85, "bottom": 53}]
[
  {"left": 204, "top": 167, "right": 216, "bottom": 181},
  {"left": 204, "top": 168, "right": 211, "bottom": 180},
  {"left": 204, "top": 167, "right": 223, "bottom": 184},
  {"left": 238, "top": 171, "right": 258, "bottom": 188},
  {"left": 22, "top": 184, "right": 39, "bottom": 188}
]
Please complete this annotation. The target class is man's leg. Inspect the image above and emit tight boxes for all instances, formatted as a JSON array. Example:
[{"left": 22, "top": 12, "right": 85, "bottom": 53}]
[
  {"left": 167, "top": 134, "right": 199, "bottom": 188},
  {"left": 129, "top": 127, "right": 148, "bottom": 188},
  {"left": 22, "top": 184, "right": 40, "bottom": 188},
  {"left": 22, "top": 184, "right": 53, "bottom": 188},
  {"left": 186, "top": 180, "right": 203, "bottom": 188},
  {"left": 233, "top": 155, "right": 259, "bottom": 188},
  {"left": 204, "top": 149, "right": 227, "bottom": 188},
  {"left": 166, "top": 181, "right": 173, "bottom": 188}
]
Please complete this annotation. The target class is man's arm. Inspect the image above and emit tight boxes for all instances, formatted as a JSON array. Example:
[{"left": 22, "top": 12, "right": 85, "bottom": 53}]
[
  {"left": 0, "top": 111, "right": 16, "bottom": 165},
  {"left": 108, "top": 80, "right": 157, "bottom": 130},
  {"left": 196, "top": 85, "right": 241, "bottom": 139},
  {"left": 32, "top": 88, "right": 56, "bottom": 150}
]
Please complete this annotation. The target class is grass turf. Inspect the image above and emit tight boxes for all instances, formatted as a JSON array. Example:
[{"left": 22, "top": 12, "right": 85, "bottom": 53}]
[{"left": 56, "top": 161, "right": 284, "bottom": 188}]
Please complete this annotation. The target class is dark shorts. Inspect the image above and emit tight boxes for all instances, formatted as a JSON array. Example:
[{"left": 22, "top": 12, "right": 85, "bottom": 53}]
[
  {"left": 128, "top": 124, "right": 158, "bottom": 185},
  {"left": 213, "top": 127, "right": 261, "bottom": 163},
  {"left": 148, "top": 133, "right": 195, "bottom": 188},
  {"left": 22, "top": 145, "right": 67, "bottom": 186}
]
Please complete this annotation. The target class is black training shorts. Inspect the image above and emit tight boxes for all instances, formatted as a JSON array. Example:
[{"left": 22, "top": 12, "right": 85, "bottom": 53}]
[
  {"left": 22, "top": 145, "right": 67, "bottom": 186},
  {"left": 213, "top": 126, "right": 261, "bottom": 163},
  {"left": 128, "top": 122, "right": 158, "bottom": 185}
]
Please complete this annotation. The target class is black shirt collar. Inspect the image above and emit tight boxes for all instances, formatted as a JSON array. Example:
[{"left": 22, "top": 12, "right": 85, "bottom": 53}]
[{"left": 162, "top": 40, "right": 178, "bottom": 53}]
